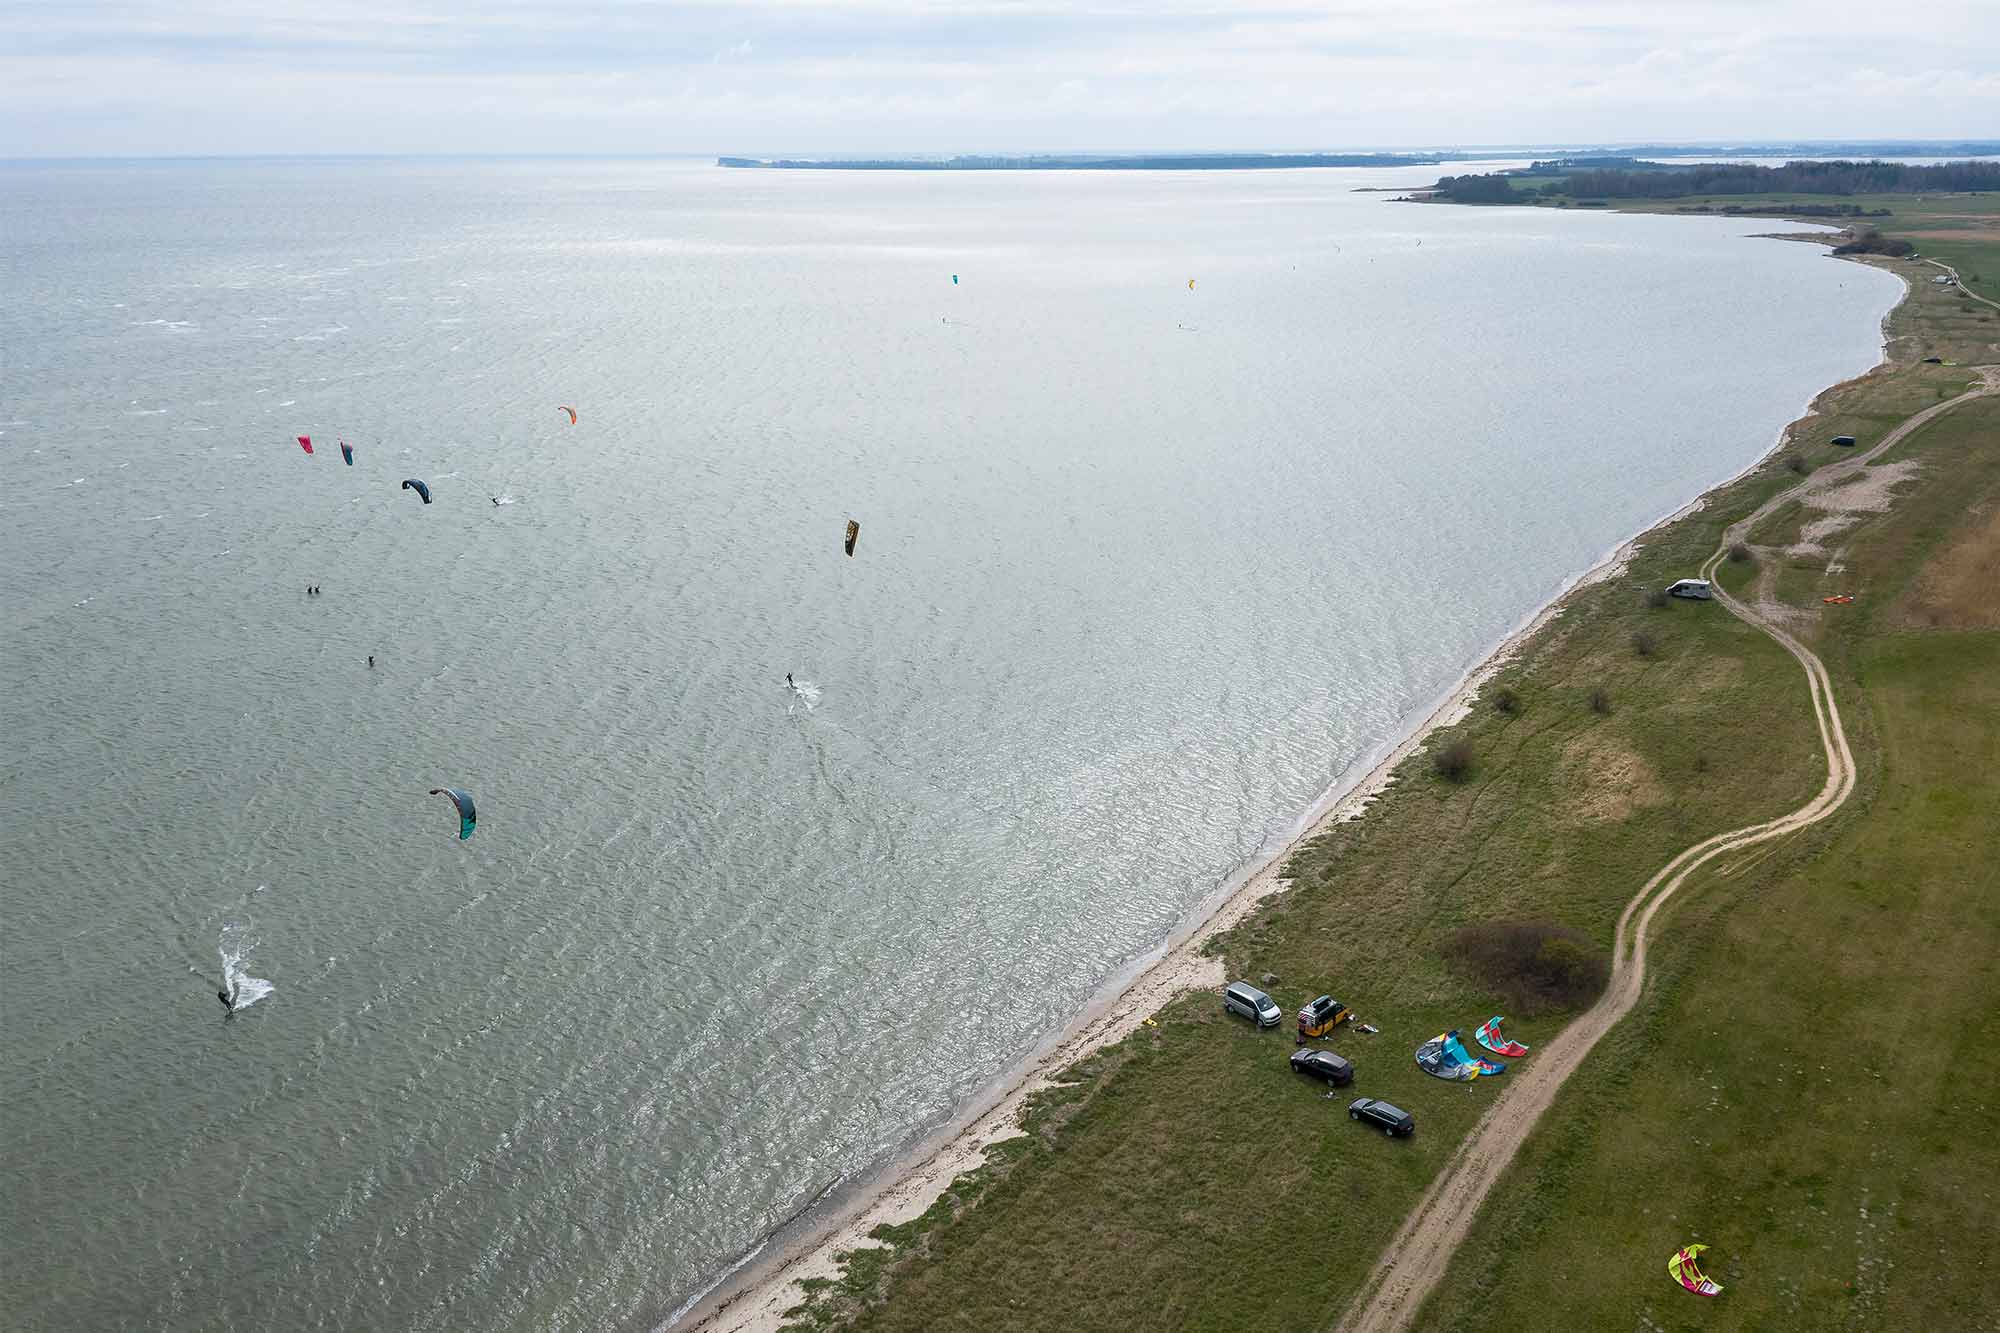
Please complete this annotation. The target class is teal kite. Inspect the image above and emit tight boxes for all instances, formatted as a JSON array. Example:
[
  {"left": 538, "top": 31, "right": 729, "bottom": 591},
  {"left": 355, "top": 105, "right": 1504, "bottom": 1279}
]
[{"left": 429, "top": 787, "right": 476, "bottom": 840}]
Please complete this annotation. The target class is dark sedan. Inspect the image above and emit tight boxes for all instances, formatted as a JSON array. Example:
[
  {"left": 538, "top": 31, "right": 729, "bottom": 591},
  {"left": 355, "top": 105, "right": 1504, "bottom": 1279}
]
[
  {"left": 1289, "top": 1048, "right": 1354, "bottom": 1087},
  {"left": 1349, "top": 1097, "right": 1415, "bottom": 1137}
]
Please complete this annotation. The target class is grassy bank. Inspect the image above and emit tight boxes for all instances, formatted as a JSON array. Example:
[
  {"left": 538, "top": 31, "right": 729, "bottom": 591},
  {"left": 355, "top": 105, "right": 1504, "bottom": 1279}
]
[
  {"left": 1423, "top": 393, "right": 2000, "bottom": 1333},
  {"left": 774, "top": 202, "right": 1997, "bottom": 1332}
]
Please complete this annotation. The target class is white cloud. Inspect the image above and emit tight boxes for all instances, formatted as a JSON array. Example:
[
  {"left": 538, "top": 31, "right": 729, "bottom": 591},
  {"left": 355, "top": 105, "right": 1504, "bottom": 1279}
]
[{"left": 1, "top": 0, "right": 1994, "bottom": 155}]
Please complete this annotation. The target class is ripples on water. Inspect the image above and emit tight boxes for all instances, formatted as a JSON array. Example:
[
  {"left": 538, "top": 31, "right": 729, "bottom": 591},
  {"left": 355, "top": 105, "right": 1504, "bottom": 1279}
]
[{"left": 0, "top": 157, "right": 1899, "bottom": 1329}]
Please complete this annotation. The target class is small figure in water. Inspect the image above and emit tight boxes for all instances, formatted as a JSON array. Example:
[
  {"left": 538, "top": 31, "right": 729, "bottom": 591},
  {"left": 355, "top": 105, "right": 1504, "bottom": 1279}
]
[
  {"left": 492, "top": 497, "right": 501, "bottom": 506},
  {"left": 786, "top": 673, "right": 794, "bottom": 688},
  {"left": 217, "top": 985, "right": 235, "bottom": 1015},
  {"left": 368, "top": 655, "right": 375, "bottom": 669}
]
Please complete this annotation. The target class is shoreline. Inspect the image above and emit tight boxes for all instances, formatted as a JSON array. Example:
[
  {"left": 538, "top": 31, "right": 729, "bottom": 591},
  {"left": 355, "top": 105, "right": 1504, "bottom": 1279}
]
[{"left": 672, "top": 233, "right": 1900, "bottom": 1333}]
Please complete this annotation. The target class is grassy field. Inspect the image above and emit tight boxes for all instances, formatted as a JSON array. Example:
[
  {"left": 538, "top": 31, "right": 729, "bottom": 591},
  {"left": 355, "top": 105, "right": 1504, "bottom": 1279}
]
[
  {"left": 1422, "top": 392, "right": 2000, "bottom": 1333},
  {"left": 774, "top": 194, "right": 1998, "bottom": 1333}
]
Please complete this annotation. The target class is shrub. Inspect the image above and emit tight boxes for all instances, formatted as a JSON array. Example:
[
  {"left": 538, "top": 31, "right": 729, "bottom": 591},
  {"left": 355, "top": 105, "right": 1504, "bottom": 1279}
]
[
  {"left": 1831, "top": 228, "right": 1915, "bottom": 258},
  {"left": 1491, "top": 686, "right": 1521, "bottom": 716},
  {"left": 1785, "top": 454, "right": 1810, "bottom": 475},
  {"left": 1645, "top": 587, "right": 1670, "bottom": 609},
  {"left": 1432, "top": 738, "right": 1475, "bottom": 782},
  {"left": 1631, "top": 631, "right": 1659, "bottom": 658},
  {"left": 1728, "top": 541, "right": 1755, "bottom": 564},
  {"left": 1588, "top": 687, "right": 1613, "bottom": 715},
  {"left": 1447, "top": 920, "right": 1611, "bottom": 1015}
]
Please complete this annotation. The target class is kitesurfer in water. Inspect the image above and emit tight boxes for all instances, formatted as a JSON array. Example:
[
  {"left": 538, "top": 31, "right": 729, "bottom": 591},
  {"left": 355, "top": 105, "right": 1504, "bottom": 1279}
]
[
  {"left": 368, "top": 655, "right": 375, "bottom": 669},
  {"left": 217, "top": 984, "right": 235, "bottom": 1014},
  {"left": 786, "top": 673, "right": 794, "bottom": 689}
]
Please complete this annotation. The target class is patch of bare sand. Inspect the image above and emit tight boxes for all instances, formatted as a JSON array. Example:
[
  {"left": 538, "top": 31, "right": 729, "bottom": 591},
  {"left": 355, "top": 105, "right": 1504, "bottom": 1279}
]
[
  {"left": 1897, "top": 501, "right": 2000, "bottom": 629},
  {"left": 1555, "top": 734, "right": 1667, "bottom": 822},
  {"left": 1787, "top": 459, "right": 1925, "bottom": 558}
]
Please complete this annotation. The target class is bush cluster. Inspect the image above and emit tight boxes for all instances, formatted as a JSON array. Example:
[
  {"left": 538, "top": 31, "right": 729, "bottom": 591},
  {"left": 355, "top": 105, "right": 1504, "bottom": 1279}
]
[
  {"left": 1447, "top": 920, "right": 1611, "bottom": 1015},
  {"left": 1432, "top": 738, "right": 1476, "bottom": 782}
]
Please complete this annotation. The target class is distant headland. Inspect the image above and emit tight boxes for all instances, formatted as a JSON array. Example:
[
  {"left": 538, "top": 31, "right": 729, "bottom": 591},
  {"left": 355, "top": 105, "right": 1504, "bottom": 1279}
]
[{"left": 717, "top": 152, "right": 1445, "bottom": 171}]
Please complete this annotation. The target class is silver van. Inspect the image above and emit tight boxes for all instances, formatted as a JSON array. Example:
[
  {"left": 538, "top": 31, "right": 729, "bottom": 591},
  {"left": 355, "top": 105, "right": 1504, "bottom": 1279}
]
[
  {"left": 1666, "top": 578, "right": 1712, "bottom": 601},
  {"left": 1223, "top": 981, "right": 1282, "bottom": 1027}
]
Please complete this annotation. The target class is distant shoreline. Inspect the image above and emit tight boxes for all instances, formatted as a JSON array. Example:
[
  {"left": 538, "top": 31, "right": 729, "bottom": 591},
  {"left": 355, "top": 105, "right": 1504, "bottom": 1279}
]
[{"left": 717, "top": 153, "right": 1444, "bottom": 171}]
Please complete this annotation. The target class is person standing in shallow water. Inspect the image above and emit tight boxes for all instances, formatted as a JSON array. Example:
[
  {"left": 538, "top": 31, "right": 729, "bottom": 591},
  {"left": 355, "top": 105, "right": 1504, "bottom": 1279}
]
[{"left": 217, "top": 985, "right": 235, "bottom": 1014}]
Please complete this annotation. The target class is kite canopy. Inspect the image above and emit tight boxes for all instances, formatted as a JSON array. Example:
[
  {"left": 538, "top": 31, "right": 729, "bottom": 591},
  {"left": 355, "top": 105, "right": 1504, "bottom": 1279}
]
[
  {"left": 1668, "top": 1245, "right": 1722, "bottom": 1297},
  {"left": 429, "top": 787, "right": 477, "bottom": 840},
  {"left": 339, "top": 441, "right": 354, "bottom": 466},
  {"left": 297, "top": 435, "right": 314, "bottom": 455},
  {"left": 402, "top": 478, "right": 432, "bottom": 504},
  {"left": 951, "top": 274, "right": 959, "bottom": 285},
  {"left": 843, "top": 519, "right": 860, "bottom": 557},
  {"left": 559, "top": 405, "right": 578, "bottom": 425},
  {"left": 1475, "top": 1016, "right": 1529, "bottom": 1058},
  {"left": 1416, "top": 1030, "right": 1505, "bottom": 1080}
]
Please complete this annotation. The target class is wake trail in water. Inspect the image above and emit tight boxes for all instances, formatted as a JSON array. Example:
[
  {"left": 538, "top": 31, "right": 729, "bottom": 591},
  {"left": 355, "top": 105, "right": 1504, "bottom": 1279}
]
[{"left": 218, "top": 921, "right": 274, "bottom": 1010}]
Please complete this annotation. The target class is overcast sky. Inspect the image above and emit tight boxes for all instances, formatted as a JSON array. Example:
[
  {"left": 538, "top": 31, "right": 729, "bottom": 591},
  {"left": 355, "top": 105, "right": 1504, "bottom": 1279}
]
[{"left": 4, "top": 0, "right": 1996, "bottom": 158}]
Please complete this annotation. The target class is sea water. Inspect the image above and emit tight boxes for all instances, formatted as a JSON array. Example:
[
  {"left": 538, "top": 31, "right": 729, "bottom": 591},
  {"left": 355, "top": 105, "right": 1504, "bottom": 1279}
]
[{"left": 0, "top": 156, "right": 1900, "bottom": 1329}]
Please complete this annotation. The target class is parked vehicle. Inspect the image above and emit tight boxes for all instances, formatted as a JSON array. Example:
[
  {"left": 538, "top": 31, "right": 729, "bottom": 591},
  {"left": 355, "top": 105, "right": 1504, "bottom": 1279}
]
[
  {"left": 1349, "top": 1097, "right": 1415, "bottom": 1137},
  {"left": 1666, "top": 578, "right": 1712, "bottom": 601},
  {"left": 1290, "top": 1048, "right": 1354, "bottom": 1087},
  {"left": 1296, "top": 994, "right": 1354, "bottom": 1042},
  {"left": 1223, "top": 981, "right": 1282, "bottom": 1028},
  {"left": 1831, "top": 435, "right": 1857, "bottom": 446}
]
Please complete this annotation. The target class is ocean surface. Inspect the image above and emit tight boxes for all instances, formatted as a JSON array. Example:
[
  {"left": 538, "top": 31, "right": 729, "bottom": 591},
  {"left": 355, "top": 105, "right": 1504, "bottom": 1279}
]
[{"left": 0, "top": 157, "right": 1901, "bottom": 1330}]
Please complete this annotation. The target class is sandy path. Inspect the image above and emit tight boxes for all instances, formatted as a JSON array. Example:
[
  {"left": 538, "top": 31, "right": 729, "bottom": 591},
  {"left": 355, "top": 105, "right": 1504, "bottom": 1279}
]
[
  {"left": 1923, "top": 259, "right": 2000, "bottom": 313},
  {"left": 1333, "top": 371, "right": 1996, "bottom": 1333}
]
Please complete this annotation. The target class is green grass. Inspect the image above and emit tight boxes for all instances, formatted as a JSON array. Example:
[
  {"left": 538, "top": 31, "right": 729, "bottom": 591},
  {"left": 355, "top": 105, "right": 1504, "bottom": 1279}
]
[
  {"left": 1422, "top": 399, "right": 2000, "bottom": 1331},
  {"left": 777, "top": 178, "right": 2000, "bottom": 1333}
]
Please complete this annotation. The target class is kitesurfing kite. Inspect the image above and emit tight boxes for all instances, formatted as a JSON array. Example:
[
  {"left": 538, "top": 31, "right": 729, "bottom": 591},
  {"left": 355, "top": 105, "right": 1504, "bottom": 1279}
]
[
  {"left": 951, "top": 274, "right": 959, "bottom": 285},
  {"left": 1668, "top": 1245, "right": 1723, "bottom": 1297},
  {"left": 844, "top": 519, "right": 860, "bottom": 557},
  {"left": 1416, "top": 1030, "right": 1505, "bottom": 1080},
  {"left": 402, "top": 478, "right": 432, "bottom": 504},
  {"left": 339, "top": 441, "right": 354, "bottom": 466},
  {"left": 429, "top": 787, "right": 477, "bottom": 840},
  {"left": 559, "top": 406, "right": 578, "bottom": 426},
  {"left": 297, "top": 435, "right": 314, "bottom": 455},
  {"left": 1475, "top": 1016, "right": 1529, "bottom": 1058},
  {"left": 1187, "top": 278, "right": 1196, "bottom": 290}
]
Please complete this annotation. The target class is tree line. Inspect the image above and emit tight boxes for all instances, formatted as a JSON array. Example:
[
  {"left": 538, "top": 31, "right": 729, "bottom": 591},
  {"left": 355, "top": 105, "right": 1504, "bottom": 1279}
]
[{"left": 1432, "top": 159, "right": 1999, "bottom": 204}]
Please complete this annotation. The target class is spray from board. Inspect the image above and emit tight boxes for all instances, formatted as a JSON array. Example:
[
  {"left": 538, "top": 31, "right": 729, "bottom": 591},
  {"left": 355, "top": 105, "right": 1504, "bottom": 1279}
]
[{"left": 218, "top": 921, "right": 274, "bottom": 1010}]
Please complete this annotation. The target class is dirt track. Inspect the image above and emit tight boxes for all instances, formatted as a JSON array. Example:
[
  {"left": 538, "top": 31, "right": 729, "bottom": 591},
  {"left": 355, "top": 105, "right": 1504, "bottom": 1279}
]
[{"left": 1334, "top": 370, "right": 1996, "bottom": 1333}]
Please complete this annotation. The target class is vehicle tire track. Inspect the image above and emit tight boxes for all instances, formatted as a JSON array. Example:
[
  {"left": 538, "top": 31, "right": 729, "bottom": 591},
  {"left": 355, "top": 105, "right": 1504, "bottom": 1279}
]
[{"left": 1333, "top": 372, "right": 1995, "bottom": 1333}]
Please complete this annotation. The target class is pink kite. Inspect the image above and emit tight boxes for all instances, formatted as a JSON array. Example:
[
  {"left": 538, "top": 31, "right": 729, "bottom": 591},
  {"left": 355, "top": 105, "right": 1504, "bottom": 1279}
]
[
  {"left": 297, "top": 435, "right": 314, "bottom": 455},
  {"left": 1474, "top": 1016, "right": 1529, "bottom": 1058}
]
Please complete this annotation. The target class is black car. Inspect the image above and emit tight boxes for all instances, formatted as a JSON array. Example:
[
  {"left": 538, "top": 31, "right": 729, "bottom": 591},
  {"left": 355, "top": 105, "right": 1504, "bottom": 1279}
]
[
  {"left": 1348, "top": 1097, "right": 1415, "bottom": 1137},
  {"left": 1289, "top": 1048, "right": 1354, "bottom": 1087}
]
